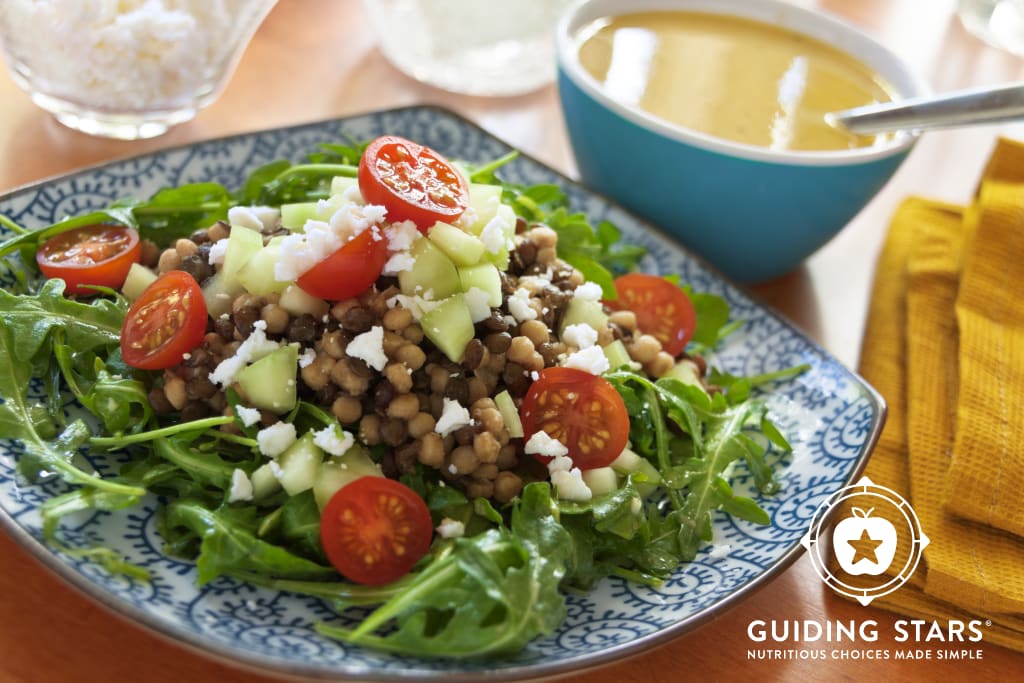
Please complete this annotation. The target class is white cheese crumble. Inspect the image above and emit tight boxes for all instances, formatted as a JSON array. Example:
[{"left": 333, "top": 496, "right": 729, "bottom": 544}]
[
  {"left": 209, "top": 320, "right": 280, "bottom": 387},
  {"left": 385, "top": 293, "right": 443, "bottom": 321},
  {"left": 207, "top": 238, "right": 229, "bottom": 265},
  {"left": 382, "top": 252, "right": 416, "bottom": 276},
  {"left": 341, "top": 183, "right": 365, "bottom": 205},
  {"left": 479, "top": 217, "right": 507, "bottom": 254},
  {"left": 274, "top": 202, "right": 387, "bottom": 282},
  {"left": 346, "top": 325, "right": 387, "bottom": 371},
  {"left": 229, "top": 205, "right": 279, "bottom": 232},
  {"left": 312, "top": 425, "right": 355, "bottom": 456},
  {"left": 256, "top": 422, "right": 297, "bottom": 458},
  {"left": 563, "top": 345, "right": 610, "bottom": 376},
  {"left": 547, "top": 454, "right": 574, "bottom": 472},
  {"left": 573, "top": 282, "right": 603, "bottom": 301},
  {"left": 436, "top": 517, "right": 466, "bottom": 539},
  {"left": 526, "top": 432, "right": 570, "bottom": 458},
  {"left": 507, "top": 287, "right": 537, "bottom": 322},
  {"left": 562, "top": 322, "right": 598, "bottom": 349},
  {"left": 435, "top": 398, "right": 472, "bottom": 437},
  {"left": 463, "top": 287, "right": 492, "bottom": 323},
  {"left": 708, "top": 544, "right": 732, "bottom": 560},
  {"left": 298, "top": 347, "right": 317, "bottom": 369},
  {"left": 234, "top": 405, "right": 261, "bottom": 427},
  {"left": 384, "top": 220, "right": 421, "bottom": 252},
  {"left": 551, "top": 468, "right": 593, "bottom": 501},
  {"left": 227, "top": 468, "right": 254, "bottom": 502}
]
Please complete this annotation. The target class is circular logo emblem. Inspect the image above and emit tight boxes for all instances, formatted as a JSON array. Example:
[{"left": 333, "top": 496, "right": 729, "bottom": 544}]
[{"left": 801, "top": 475, "right": 929, "bottom": 605}]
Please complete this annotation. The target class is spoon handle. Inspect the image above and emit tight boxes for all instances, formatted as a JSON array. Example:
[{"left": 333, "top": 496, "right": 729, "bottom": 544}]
[{"left": 831, "top": 82, "right": 1024, "bottom": 134}]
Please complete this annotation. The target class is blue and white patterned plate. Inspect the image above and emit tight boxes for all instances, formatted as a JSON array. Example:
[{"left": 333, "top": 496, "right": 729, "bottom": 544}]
[{"left": 0, "top": 107, "right": 882, "bottom": 681}]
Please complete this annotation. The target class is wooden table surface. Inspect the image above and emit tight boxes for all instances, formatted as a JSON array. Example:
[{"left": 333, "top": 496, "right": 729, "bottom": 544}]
[{"left": 2, "top": 1, "right": 1023, "bottom": 681}]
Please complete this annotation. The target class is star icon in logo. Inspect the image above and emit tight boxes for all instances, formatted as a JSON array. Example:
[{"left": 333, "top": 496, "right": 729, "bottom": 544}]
[{"left": 847, "top": 529, "right": 884, "bottom": 565}]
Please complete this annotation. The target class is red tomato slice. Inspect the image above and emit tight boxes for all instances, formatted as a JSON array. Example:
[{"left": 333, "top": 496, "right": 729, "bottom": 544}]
[
  {"left": 358, "top": 135, "right": 469, "bottom": 230},
  {"left": 295, "top": 228, "right": 389, "bottom": 301},
  {"left": 120, "top": 271, "right": 208, "bottom": 370},
  {"left": 520, "top": 367, "right": 630, "bottom": 470},
  {"left": 607, "top": 273, "right": 697, "bottom": 356},
  {"left": 36, "top": 225, "right": 141, "bottom": 296},
  {"left": 320, "top": 476, "right": 433, "bottom": 586}
]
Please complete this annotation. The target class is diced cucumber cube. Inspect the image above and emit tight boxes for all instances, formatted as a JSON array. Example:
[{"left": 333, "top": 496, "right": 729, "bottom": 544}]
[
  {"left": 559, "top": 298, "right": 609, "bottom": 338},
  {"left": 121, "top": 263, "right": 157, "bottom": 301},
  {"left": 330, "top": 175, "right": 359, "bottom": 197},
  {"left": 664, "top": 359, "right": 703, "bottom": 388},
  {"left": 278, "top": 284, "right": 329, "bottom": 318},
  {"left": 420, "top": 293, "right": 474, "bottom": 363},
  {"left": 236, "top": 344, "right": 299, "bottom": 414},
  {"left": 465, "top": 183, "right": 504, "bottom": 235},
  {"left": 602, "top": 340, "right": 632, "bottom": 370},
  {"left": 313, "top": 446, "right": 383, "bottom": 510},
  {"left": 275, "top": 433, "right": 324, "bottom": 496},
  {"left": 398, "top": 237, "right": 460, "bottom": 300},
  {"left": 280, "top": 195, "right": 346, "bottom": 231},
  {"left": 251, "top": 462, "right": 282, "bottom": 501},
  {"left": 202, "top": 270, "right": 245, "bottom": 319},
  {"left": 582, "top": 467, "right": 619, "bottom": 496},
  {"left": 428, "top": 221, "right": 486, "bottom": 266},
  {"left": 610, "top": 447, "right": 642, "bottom": 474},
  {"left": 237, "top": 236, "right": 290, "bottom": 295},
  {"left": 494, "top": 390, "right": 524, "bottom": 438},
  {"left": 457, "top": 263, "right": 502, "bottom": 307},
  {"left": 635, "top": 458, "right": 662, "bottom": 498},
  {"left": 222, "top": 224, "right": 264, "bottom": 285}
]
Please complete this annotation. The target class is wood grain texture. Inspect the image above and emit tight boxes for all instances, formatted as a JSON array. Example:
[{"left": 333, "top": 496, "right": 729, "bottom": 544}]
[{"left": 2, "top": 1, "right": 1024, "bottom": 680}]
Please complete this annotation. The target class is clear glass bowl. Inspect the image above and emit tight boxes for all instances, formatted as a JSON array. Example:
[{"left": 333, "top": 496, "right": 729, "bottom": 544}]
[{"left": 0, "top": 0, "right": 278, "bottom": 140}]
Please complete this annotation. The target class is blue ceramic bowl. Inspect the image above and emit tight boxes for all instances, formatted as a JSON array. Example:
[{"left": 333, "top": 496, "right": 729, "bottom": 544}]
[{"left": 556, "top": 0, "right": 928, "bottom": 282}]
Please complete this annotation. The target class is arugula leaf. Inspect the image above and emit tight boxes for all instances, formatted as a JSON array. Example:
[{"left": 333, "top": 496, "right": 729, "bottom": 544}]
[{"left": 162, "top": 500, "right": 336, "bottom": 584}]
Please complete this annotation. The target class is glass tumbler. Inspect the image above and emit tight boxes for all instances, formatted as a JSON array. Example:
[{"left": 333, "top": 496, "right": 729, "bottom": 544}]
[
  {"left": 957, "top": 0, "right": 1024, "bottom": 57},
  {"left": 0, "top": 0, "right": 278, "bottom": 140},
  {"left": 361, "top": 0, "right": 575, "bottom": 97}
]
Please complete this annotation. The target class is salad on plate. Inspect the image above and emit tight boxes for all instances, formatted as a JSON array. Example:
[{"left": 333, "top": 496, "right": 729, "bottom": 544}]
[{"left": 0, "top": 135, "right": 805, "bottom": 658}]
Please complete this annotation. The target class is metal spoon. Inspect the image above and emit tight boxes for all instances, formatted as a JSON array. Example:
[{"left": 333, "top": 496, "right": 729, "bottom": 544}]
[{"left": 828, "top": 81, "right": 1024, "bottom": 135}]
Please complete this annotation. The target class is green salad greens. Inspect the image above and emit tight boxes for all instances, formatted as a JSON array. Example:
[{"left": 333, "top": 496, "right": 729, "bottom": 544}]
[{"left": 0, "top": 140, "right": 807, "bottom": 659}]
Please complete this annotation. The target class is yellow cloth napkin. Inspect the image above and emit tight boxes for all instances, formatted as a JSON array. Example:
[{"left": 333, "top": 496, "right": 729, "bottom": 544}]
[{"left": 830, "top": 138, "right": 1024, "bottom": 652}]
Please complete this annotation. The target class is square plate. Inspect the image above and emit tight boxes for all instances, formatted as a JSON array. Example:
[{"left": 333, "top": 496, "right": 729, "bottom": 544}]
[{"left": 0, "top": 106, "right": 882, "bottom": 681}]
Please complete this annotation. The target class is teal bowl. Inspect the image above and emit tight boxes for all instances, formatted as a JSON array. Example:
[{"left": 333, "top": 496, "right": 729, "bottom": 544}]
[{"left": 556, "top": 0, "right": 928, "bottom": 283}]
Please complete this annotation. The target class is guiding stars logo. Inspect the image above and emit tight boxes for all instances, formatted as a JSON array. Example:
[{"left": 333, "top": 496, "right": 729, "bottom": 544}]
[{"left": 802, "top": 476, "right": 929, "bottom": 605}]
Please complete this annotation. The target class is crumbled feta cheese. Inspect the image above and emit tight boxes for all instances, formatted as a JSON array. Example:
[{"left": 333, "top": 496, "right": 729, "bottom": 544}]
[
  {"left": 209, "top": 320, "right": 280, "bottom": 387},
  {"left": 234, "top": 405, "right": 261, "bottom": 427},
  {"left": 517, "top": 275, "right": 557, "bottom": 294},
  {"left": 463, "top": 287, "right": 492, "bottom": 323},
  {"left": 298, "top": 348, "right": 317, "bottom": 369},
  {"left": 547, "top": 454, "right": 574, "bottom": 473},
  {"left": 551, "top": 468, "right": 593, "bottom": 501},
  {"left": 562, "top": 322, "right": 598, "bottom": 349},
  {"left": 346, "top": 326, "right": 387, "bottom": 371},
  {"left": 384, "top": 220, "right": 421, "bottom": 252},
  {"left": 382, "top": 252, "right": 416, "bottom": 275},
  {"left": 341, "top": 183, "right": 365, "bottom": 204},
  {"left": 436, "top": 517, "right": 466, "bottom": 539},
  {"left": 455, "top": 206, "right": 479, "bottom": 231},
  {"left": 479, "top": 217, "right": 507, "bottom": 254},
  {"left": 229, "top": 205, "right": 279, "bottom": 232},
  {"left": 256, "top": 422, "right": 297, "bottom": 458},
  {"left": 526, "top": 431, "right": 569, "bottom": 458},
  {"left": 563, "top": 345, "right": 610, "bottom": 376},
  {"left": 530, "top": 370, "right": 540, "bottom": 380},
  {"left": 435, "top": 398, "right": 471, "bottom": 437},
  {"left": 227, "top": 468, "right": 254, "bottom": 502},
  {"left": 573, "top": 282, "right": 603, "bottom": 301},
  {"left": 312, "top": 425, "right": 355, "bottom": 456},
  {"left": 386, "top": 293, "right": 443, "bottom": 321},
  {"left": 274, "top": 202, "right": 387, "bottom": 282},
  {"left": 708, "top": 544, "right": 732, "bottom": 560},
  {"left": 508, "top": 287, "right": 537, "bottom": 322},
  {"left": 207, "top": 238, "right": 229, "bottom": 265}
]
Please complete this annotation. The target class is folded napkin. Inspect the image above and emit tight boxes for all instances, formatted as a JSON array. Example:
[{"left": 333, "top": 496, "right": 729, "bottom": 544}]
[{"left": 830, "top": 138, "right": 1024, "bottom": 652}]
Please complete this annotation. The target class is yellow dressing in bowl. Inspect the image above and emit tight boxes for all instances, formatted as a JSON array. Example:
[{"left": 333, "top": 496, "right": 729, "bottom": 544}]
[{"left": 575, "top": 11, "right": 896, "bottom": 151}]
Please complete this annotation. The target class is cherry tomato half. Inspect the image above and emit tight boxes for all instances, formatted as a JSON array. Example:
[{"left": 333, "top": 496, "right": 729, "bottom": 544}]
[
  {"left": 320, "top": 476, "right": 434, "bottom": 586},
  {"left": 520, "top": 367, "right": 630, "bottom": 470},
  {"left": 36, "top": 224, "right": 141, "bottom": 296},
  {"left": 358, "top": 135, "right": 469, "bottom": 230},
  {"left": 296, "top": 228, "right": 389, "bottom": 301},
  {"left": 120, "top": 271, "right": 208, "bottom": 370},
  {"left": 607, "top": 273, "right": 697, "bottom": 356}
]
